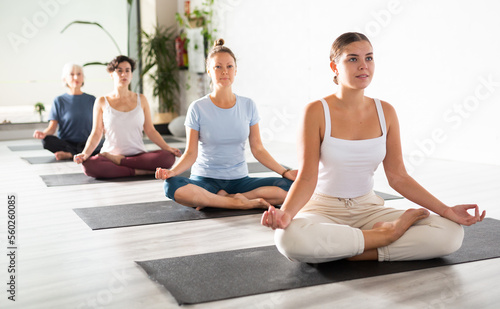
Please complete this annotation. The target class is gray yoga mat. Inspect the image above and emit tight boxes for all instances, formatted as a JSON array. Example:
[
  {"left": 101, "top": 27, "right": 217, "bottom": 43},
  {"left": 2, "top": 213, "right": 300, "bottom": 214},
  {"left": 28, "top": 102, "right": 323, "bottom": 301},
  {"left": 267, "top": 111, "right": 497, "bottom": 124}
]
[
  {"left": 8, "top": 144, "right": 43, "bottom": 151},
  {"left": 136, "top": 218, "right": 500, "bottom": 305},
  {"left": 40, "top": 172, "right": 157, "bottom": 186},
  {"left": 72, "top": 191, "right": 400, "bottom": 230},
  {"left": 22, "top": 156, "right": 64, "bottom": 164},
  {"left": 73, "top": 200, "right": 266, "bottom": 230},
  {"left": 39, "top": 161, "right": 292, "bottom": 186},
  {"left": 144, "top": 136, "right": 184, "bottom": 144}
]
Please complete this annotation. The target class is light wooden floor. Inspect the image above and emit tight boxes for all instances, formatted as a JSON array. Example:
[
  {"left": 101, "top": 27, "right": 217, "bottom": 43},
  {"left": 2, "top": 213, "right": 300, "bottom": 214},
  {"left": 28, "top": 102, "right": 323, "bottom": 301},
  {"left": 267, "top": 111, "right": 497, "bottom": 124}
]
[{"left": 1, "top": 137, "right": 499, "bottom": 309}]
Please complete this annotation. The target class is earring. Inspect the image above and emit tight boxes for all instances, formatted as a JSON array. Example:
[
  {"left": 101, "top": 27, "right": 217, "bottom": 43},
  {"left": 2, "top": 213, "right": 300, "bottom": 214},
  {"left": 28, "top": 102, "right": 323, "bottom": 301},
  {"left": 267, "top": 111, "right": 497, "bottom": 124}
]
[{"left": 333, "top": 75, "right": 338, "bottom": 85}]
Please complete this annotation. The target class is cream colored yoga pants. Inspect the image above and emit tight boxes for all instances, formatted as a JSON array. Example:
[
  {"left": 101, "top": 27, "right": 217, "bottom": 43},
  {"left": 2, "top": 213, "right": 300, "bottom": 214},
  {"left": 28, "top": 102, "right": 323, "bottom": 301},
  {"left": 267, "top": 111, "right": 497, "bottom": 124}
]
[{"left": 275, "top": 191, "right": 464, "bottom": 263}]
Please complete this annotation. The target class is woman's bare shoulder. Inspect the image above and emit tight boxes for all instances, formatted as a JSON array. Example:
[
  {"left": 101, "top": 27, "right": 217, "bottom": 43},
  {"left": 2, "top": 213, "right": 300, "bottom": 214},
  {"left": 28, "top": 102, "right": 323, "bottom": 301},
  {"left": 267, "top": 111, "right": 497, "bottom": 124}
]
[
  {"left": 304, "top": 99, "right": 325, "bottom": 115},
  {"left": 94, "top": 96, "right": 107, "bottom": 106},
  {"left": 379, "top": 99, "right": 397, "bottom": 117}
]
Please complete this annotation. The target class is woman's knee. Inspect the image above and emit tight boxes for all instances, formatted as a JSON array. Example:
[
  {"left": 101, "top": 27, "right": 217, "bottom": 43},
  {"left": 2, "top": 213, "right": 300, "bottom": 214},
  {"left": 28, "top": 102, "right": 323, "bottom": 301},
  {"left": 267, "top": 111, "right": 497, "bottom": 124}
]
[
  {"left": 437, "top": 219, "right": 464, "bottom": 255},
  {"left": 275, "top": 221, "right": 306, "bottom": 262},
  {"left": 274, "top": 218, "right": 327, "bottom": 262},
  {"left": 82, "top": 160, "right": 101, "bottom": 178},
  {"left": 164, "top": 177, "right": 190, "bottom": 200},
  {"left": 424, "top": 216, "right": 464, "bottom": 256},
  {"left": 158, "top": 150, "right": 176, "bottom": 168}
]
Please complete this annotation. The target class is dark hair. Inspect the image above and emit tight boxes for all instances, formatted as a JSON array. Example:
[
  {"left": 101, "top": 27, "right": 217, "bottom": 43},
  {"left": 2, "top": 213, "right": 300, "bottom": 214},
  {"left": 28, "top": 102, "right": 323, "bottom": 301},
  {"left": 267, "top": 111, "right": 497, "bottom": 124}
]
[
  {"left": 206, "top": 38, "right": 237, "bottom": 68},
  {"left": 107, "top": 55, "right": 136, "bottom": 73},
  {"left": 330, "top": 32, "right": 371, "bottom": 63}
]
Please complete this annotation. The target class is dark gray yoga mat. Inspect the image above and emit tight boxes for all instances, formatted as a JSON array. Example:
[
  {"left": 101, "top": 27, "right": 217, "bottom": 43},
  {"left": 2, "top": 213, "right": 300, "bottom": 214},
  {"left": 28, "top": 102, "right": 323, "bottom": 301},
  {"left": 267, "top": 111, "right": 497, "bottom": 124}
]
[
  {"left": 136, "top": 218, "right": 500, "bottom": 305},
  {"left": 40, "top": 172, "right": 156, "bottom": 186},
  {"left": 72, "top": 191, "right": 400, "bottom": 230},
  {"left": 39, "top": 161, "right": 292, "bottom": 186},
  {"left": 144, "top": 136, "right": 184, "bottom": 144},
  {"left": 74, "top": 200, "right": 265, "bottom": 230}
]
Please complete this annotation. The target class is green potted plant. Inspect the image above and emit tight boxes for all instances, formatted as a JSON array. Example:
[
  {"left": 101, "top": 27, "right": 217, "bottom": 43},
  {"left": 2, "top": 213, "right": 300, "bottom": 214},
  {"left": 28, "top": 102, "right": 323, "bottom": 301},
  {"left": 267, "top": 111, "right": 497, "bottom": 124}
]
[
  {"left": 34, "top": 102, "right": 45, "bottom": 122},
  {"left": 141, "top": 25, "right": 180, "bottom": 132},
  {"left": 175, "top": 0, "right": 217, "bottom": 58}
]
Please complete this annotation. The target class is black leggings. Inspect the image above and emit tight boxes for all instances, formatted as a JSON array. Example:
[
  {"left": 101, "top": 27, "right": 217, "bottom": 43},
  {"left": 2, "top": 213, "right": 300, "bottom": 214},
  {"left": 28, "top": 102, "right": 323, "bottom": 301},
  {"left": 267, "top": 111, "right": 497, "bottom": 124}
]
[{"left": 42, "top": 135, "right": 103, "bottom": 156}]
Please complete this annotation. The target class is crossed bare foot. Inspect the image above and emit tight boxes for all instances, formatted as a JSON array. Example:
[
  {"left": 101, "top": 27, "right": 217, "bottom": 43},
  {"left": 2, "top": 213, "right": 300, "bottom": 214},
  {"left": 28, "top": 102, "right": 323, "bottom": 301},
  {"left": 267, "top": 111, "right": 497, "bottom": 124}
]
[
  {"left": 54, "top": 151, "right": 73, "bottom": 161},
  {"left": 233, "top": 193, "right": 271, "bottom": 209},
  {"left": 373, "top": 208, "right": 430, "bottom": 243},
  {"left": 98, "top": 152, "right": 125, "bottom": 165},
  {"left": 216, "top": 190, "right": 270, "bottom": 209}
]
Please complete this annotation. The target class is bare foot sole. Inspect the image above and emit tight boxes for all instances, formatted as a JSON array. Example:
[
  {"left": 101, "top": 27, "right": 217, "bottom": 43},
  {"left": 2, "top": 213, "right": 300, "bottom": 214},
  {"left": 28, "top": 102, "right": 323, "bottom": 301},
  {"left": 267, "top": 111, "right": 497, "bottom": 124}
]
[
  {"left": 134, "top": 169, "right": 155, "bottom": 176},
  {"left": 98, "top": 152, "right": 125, "bottom": 165},
  {"left": 233, "top": 193, "right": 270, "bottom": 209},
  {"left": 373, "top": 208, "right": 430, "bottom": 243},
  {"left": 55, "top": 151, "right": 73, "bottom": 160}
]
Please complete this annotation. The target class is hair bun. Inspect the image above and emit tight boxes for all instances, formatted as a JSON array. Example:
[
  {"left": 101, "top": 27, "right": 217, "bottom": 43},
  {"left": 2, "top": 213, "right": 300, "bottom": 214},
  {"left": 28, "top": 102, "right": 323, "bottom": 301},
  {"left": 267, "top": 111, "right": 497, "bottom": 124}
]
[{"left": 214, "top": 38, "right": 225, "bottom": 47}]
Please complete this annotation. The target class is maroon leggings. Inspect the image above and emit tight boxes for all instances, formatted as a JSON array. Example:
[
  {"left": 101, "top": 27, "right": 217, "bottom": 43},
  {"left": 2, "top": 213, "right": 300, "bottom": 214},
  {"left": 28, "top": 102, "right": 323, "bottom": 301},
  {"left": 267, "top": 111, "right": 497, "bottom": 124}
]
[{"left": 82, "top": 150, "right": 175, "bottom": 179}]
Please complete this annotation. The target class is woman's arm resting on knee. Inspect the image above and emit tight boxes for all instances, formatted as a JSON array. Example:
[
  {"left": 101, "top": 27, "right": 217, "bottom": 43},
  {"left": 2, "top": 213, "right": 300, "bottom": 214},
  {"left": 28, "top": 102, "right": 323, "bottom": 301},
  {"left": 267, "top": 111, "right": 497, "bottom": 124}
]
[
  {"left": 261, "top": 101, "right": 323, "bottom": 229},
  {"left": 156, "top": 127, "right": 199, "bottom": 180},
  {"left": 141, "top": 94, "right": 182, "bottom": 157},
  {"left": 33, "top": 120, "right": 58, "bottom": 139},
  {"left": 248, "top": 123, "right": 298, "bottom": 181},
  {"left": 74, "top": 97, "right": 105, "bottom": 164},
  {"left": 382, "top": 101, "right": 485, "bottom": 225}
]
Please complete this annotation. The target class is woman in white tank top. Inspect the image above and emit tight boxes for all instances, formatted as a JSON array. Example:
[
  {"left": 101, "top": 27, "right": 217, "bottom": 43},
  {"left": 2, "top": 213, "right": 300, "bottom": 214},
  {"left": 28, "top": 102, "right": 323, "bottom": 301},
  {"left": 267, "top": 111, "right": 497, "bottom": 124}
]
[
  {"left": 74, "top": 55, "right": 181, "bottom": 178},
  {"left": 261, "top": 33, "right": 485, "bottom": 263}
]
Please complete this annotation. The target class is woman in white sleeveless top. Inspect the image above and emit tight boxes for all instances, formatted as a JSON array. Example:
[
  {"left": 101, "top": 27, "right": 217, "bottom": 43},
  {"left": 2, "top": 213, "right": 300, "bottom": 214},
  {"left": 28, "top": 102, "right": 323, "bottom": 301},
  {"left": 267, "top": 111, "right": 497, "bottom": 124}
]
[
  {"left": 261, "top": 33, "right": 485, "bottom": 263},
  {"left": 74, "top": 56, "right": 181, "bottom": 178}
]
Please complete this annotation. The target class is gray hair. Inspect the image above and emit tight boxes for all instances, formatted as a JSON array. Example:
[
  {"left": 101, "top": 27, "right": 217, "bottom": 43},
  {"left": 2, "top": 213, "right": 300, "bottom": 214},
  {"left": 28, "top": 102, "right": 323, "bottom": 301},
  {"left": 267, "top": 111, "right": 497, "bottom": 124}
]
[{"left": 61, "top": 63, "right": 84, "bottom": 87}]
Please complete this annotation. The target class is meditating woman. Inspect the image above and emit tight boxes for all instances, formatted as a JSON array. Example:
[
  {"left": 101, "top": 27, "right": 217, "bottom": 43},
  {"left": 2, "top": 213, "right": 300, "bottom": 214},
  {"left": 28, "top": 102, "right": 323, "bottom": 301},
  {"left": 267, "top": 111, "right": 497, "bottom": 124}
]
[
  {"left": 34, "top": 63, "right": 102, "bottom": 160},
  {"left": 156, "top": 39, "right": 296, "bottom": 210},
  {"left": 261, "top": 32, "right": 485, "bottom": 263},
  {"left": 74, "top": 55, "right": 181, "bottom": 178}
]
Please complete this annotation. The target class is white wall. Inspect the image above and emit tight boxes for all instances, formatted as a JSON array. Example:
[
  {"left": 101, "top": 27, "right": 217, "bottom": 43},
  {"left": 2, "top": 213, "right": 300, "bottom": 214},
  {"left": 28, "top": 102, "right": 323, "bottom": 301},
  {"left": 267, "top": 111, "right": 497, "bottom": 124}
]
[
  {"left": 0, "top": 0, "right": 128, "bottom": 121},
  {"left": 213, "top": 0, "right": 500, "bottom": 167}
]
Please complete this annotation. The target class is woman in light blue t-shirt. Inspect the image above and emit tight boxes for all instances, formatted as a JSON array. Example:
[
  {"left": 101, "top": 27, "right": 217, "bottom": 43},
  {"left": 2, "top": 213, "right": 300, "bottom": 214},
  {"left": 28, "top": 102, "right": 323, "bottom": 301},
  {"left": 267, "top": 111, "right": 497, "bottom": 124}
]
[{"left": 156, "top": 39, "right": 297, "bottom": 210}]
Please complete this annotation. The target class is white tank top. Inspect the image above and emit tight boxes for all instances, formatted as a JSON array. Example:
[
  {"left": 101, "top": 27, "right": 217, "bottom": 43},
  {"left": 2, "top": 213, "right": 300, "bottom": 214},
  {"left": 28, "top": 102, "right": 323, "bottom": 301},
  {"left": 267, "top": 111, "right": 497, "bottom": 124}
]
[
  {"left": 315, "top": 98, "right": 387, "bottom": 198},
  {"left": 100, "top": 93, "right": 147, "bottom": 156}
]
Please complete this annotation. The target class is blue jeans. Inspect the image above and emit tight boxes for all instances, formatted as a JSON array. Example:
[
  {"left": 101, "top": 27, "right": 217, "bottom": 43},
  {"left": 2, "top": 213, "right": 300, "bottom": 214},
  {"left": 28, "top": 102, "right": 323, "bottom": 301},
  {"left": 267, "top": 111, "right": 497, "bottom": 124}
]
[{"left": 164, "top": 175, "right": 293, "bottom": 201}]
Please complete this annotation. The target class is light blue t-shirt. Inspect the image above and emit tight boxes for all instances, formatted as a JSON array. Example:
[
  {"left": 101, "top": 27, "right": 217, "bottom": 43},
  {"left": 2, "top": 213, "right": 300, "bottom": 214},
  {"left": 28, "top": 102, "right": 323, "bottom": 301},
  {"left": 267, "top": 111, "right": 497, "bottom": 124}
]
[
  {"left": 48, "top": 93, "right": 96, "bottom": 143},
  {"left": 185, "top": 94, "right": 260, "bottom": 179}
]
